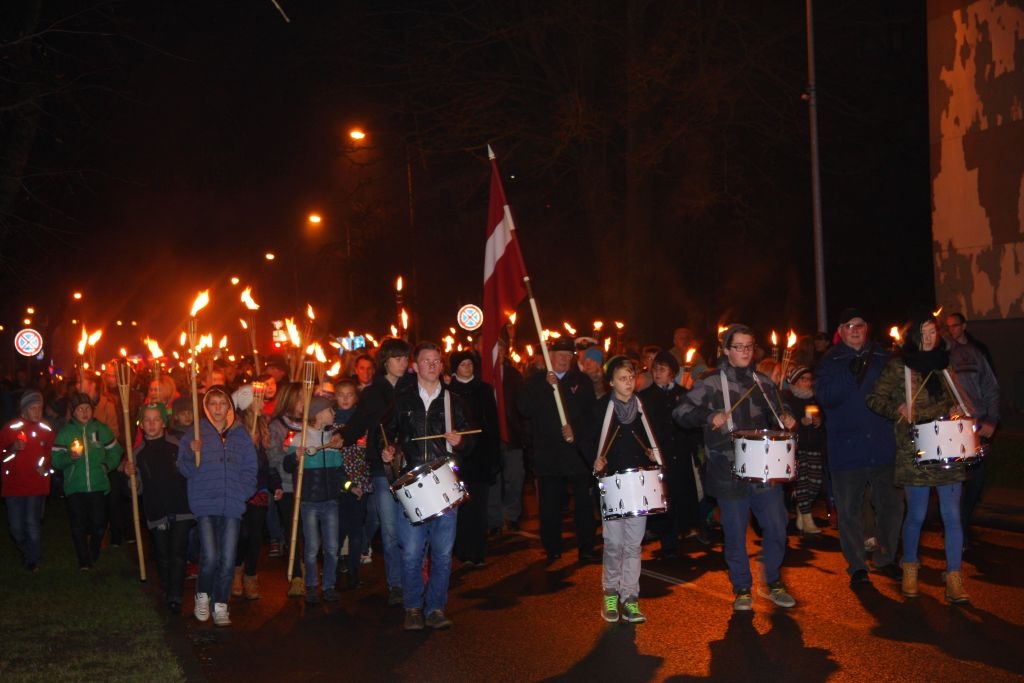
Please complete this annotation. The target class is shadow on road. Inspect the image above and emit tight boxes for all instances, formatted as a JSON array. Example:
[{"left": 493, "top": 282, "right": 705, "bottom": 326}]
[{"left": 666, "top": 611, "right": 838, "bottom": 683}]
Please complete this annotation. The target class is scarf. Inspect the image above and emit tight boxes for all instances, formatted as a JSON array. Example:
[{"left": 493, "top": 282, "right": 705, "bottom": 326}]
[
  {"left": 612, "top": 395, "right": 638, "bottom": 425},
  {"left": 903, "top": 345, "right": 949, "bottom": 401}
]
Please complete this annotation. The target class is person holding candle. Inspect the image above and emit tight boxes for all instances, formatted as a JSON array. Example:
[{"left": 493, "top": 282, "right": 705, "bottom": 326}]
[
  {"left": 1, "top": 390, "right": 55, "bottom": 571},
  {"left": 815, "top": 308, "right": 903, "bottom": 588},
  {"left": 782, "top": 366, "right": 825, "bottom": 535},
  {"left": 52, "top": 391, "right": 125, "bottom": 571},
  {"left": 867, "top": 309, "right": 973, "bottom": 603},
  {"left": 283, "top": 395, "right": 342, "bottom": 604},
  {"left": 177, "top": 386, "right": 257, "bottom": 626},
  {"left": 673, "top": 324, "right": 797, "bottom": 611}
]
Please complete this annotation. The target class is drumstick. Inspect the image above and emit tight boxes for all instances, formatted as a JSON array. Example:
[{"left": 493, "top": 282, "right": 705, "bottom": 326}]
[
  {"left": 896, "top": 373, "right": 933, "bottom": 425},
  {"left": 380, "top": 424, "right": 402, "bottom": 481},
  {"left": 722, "top": 383, "right": 758, "bottom": 420},
  {"left": 409, "top": 429, "right": 482, "bottom": 442},
  {"left": 631, "top": 430, "right": 652, "bottom": 455},
  {"left": 596, "top": 425, "right": 620, "bottom": 472}
]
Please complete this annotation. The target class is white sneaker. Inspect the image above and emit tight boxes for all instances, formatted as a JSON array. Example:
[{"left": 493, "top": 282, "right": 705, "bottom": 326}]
[
  {"left": 213, "top": 602, "right": 231, "bottom": 627},
  {"left": 194, "top": 592, "right": 211, "bottom": 622}
]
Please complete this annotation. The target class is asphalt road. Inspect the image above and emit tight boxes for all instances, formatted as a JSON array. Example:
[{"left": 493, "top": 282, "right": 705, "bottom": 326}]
[{"left": 164, "top": 492, "right": 1024, "bottom": 682}]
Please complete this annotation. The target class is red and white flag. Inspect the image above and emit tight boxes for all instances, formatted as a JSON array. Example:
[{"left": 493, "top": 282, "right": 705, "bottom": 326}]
[{"left": 482, "top": 145, "right": 529, "bottom": 442}]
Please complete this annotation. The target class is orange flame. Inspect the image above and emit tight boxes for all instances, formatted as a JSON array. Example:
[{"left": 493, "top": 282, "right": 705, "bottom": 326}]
[
  {"left": 285, "top": 318, "right": 301, "bottom": 347},
  {"left": 593, "top": 321, "right": 604, "bottom": 332},
  {"left": 563, "top": 322, "right": 576, "bottom": 336},
  {"left": 685, "top": 348, "right": 696, "bottom": 364},
  {"left": 241, "top": 287, "right": 260, "bottom": 311},
  {"left": 326, "top": 361, "right": 341, "bottom": 377},
  {"left": 396, "top": 276, "right": 403, "bottom": 292},
  {"left": 400, "top": 309, "right": 408, "bottom": 330},
  {"left": 390, "top": 325, "right": 399, "bottom": 337},
  {"left": 306, "top": 304, "right": 315, "bottom": 321},
  {"left": 508, "top": 312, "right": 517, "bottom": 325},
  {"left": 771, "top": 330, "right": 778, "bottom": 346},
  {"left": 525, "top": 344, "right": 534, "bottom": 357},
  {"left": 145, "top": 338, "right": 164, "bottom": 358},
  {"left": 239, "top": 318, "right": 248, "bottom": 330},
  {"left": 787, "top": 330, "right": 797, "bottom": 348},
  {"left": 87, "top": 330, "right": 102, "bottom": 347},
  {"left": 218, "top": 335, "right": 228, "bottom": 349},
  {"left": 77, "top": 327, "right": 88, "bottom": 356},
  {"left": 889, "top": 326, "right": 901, "bottom": 342},
  {"left": 190, "top": 290, "right": 210, "bottom": 317},
  {"left": 614, "top": 321, "right": 624, "bottom": 330}
]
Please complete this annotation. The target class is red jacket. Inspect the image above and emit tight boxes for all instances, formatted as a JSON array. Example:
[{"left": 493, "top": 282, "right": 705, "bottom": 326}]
[{"left": 0, "top": 418, "right": 55, "bottom": 497}]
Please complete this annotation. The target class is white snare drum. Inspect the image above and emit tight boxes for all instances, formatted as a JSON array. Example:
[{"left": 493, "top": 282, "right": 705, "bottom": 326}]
[
  {"left": 390, "top": 458, "right": 468, "bottom": 524},
  {"left": 597, "top": 466, "right": 667, "bottom": 521},
  {"left": 731, "top": 430, "right": 796, "bottom": 483},
  {"left": 913, "top": 417, "right": 981, "bottom": 468}
]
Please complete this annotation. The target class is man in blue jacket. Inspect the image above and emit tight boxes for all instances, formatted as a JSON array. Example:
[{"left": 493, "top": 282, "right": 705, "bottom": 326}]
[
  {"left": 815, "top": 309, "right": 903, "bottom": 587},
  {"left": 178, "top": 386, "right": 257, "bottom": 627}
]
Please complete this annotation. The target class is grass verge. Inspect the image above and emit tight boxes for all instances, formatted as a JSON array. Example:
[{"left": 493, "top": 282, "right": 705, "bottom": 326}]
[{"left": 0, "top": 496, "right": 186, "bottom": 682}]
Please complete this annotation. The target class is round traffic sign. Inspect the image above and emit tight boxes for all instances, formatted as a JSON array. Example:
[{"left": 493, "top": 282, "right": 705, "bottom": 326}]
[
  {"left": 457, "top": 304, "right": 483, "bottom": 331},
  {"left": 14, "top": 328, "right": 44, "bottom": 357}
]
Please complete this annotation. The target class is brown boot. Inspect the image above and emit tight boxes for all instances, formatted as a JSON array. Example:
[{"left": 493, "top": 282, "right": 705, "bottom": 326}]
[
  {"left": 231, "top": 567, "right": 243, "bottom": 597},
  {"left": 944, "top": 570, "right": 970, "bottom": 604},
  {"left": 801, "top": 512, "right": 821, "bottom": 535},
  {"left": 901, "top": 561, "right": 919, "bottom": 597},
  {"left": 243, "top": 574, "right": 260, "bottom": 600}
]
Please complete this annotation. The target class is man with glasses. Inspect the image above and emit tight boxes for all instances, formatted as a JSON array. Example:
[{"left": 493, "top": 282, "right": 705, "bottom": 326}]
[
  {"left": 673, "top": 324, "right": 797, "bottom": 612},
  {"left": 944, "top": 312, "right": 999, "bottom": 545},
  {"left": 816, "top": 308, "right": 903, "bottom": 588}
]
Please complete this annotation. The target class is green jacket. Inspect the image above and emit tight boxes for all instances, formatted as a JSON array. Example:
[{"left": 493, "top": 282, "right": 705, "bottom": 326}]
[
  {"left": 866, "top": 358, "right": 967, "bottom": 487},
  {"left": 51, "top": 419, "right": 124, "bottom": 495}
]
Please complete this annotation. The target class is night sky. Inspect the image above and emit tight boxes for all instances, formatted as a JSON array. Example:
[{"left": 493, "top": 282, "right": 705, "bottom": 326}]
[{"left": 1, "top": 1, "right": 933, "bottom": 361}]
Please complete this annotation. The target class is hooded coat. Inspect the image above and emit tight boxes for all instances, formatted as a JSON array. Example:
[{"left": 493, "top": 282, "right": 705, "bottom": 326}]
[{"left": 176, "top": 388, "right": 258, "bottom": 519}]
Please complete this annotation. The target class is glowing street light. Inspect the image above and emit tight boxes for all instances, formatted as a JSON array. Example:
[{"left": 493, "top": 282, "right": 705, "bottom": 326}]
[
  {"left": 349, "top": 128, "right": 366, "bottom": 141},
  {"left": 308, "top": 213, "right": 322, "bottom": 224}
]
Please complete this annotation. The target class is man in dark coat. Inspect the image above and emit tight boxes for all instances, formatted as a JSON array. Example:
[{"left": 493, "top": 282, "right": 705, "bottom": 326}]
[{"left": 518, "top": 337, "right": 598, "bottom": 564}]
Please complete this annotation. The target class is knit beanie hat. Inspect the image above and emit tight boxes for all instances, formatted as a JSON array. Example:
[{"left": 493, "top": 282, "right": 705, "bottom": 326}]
[{"left": 19, "top": 390, "right": 43, "bottom": 413}]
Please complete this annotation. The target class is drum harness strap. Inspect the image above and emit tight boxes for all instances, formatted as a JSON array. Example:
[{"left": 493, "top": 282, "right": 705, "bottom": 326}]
[
  {"left": 903, "top": 366, "right": 971, "bottom": 423},
  {"left": 443, "top": 391, "right": 453, "bottom": 455},
  {"left": 751, "top": 373, "right": 786, "bottom": 430},
  {"left": 722, "top": 369, "right": 785, "bottom": 431},
  {"left": 596, "top": 396, "right": 663, "bottom": 472}
]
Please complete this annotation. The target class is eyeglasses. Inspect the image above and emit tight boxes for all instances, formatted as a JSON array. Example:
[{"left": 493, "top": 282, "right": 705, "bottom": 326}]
[
  {"left": 841, "top": 322, "right": 867, "bottom": 331},
  {"left": 728, "top": 344, "right": 755, "bottom": 352}
]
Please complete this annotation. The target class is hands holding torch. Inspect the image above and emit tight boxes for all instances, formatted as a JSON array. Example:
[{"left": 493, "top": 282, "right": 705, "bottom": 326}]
[{"left": 189, "top": 290, "right": 210, "bottom": 467}]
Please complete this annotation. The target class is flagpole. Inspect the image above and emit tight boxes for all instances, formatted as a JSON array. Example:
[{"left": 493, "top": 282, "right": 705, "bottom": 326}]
[{"left": 523, "top": 276, "right": 570, "bottom": 439}]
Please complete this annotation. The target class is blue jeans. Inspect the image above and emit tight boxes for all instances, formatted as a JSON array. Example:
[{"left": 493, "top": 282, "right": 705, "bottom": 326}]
[
  {"left": 5, "top": 495, "right": 45, "bottom": 567},
  {"left": 718, "top": 483, "right": 788, "bottom": 591},
  {"left": 301, "top": 499, "right": 339, "bottom": 591},
  {"left": 397, "top": 508, "right": 457, "bottom": 614},
  {"left": 903, "top": 483, "right": 963, "bottom": 571},
  {"left": 372, "top": 474, "right": 405, "bottom": 590},
  {"left": 196, "top": 515, "right": 241, "bottom": 604}
]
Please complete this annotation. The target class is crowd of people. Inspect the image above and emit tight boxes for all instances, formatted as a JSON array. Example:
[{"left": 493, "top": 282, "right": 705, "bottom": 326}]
[{"left": 0, "top": 307, "right": 1001, "bottom": 629}]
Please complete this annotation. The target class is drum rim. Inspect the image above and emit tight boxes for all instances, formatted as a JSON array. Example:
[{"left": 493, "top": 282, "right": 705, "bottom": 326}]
[
  {"left": 390, "top": 456, "right": 456, "bottom": 490},
  {"left": 731, "top": 429, "right": 794, "bottom": 440},
  {"left": 596, "top": 464, "right": 662, "bottom": 479}
]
